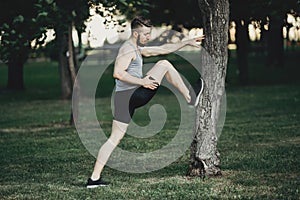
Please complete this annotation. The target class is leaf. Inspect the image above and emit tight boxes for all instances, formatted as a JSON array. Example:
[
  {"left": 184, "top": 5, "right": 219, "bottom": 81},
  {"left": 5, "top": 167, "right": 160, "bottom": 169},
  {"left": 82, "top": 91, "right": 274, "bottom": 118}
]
[
  {"left": 34, "top": 3, "right": 43, "bottom": 8},
  {"left": 13, "top": 15, "right": 25, "bottom": 24},
  {"left": 2, "top": 23, "right": 10, "bottom": 29},
  {"left": 46, "top": 0, "right": 54, "bottom": 4},
  {"left": 1, "top": 32, "right": 10, "bottom": 38},
  {"left": 137, "top": 2, "right": 142, "bottom": 6},
  {"left": 72, "top": 10, "right": 77, "bottom": 17},
  {"left": 142, "top": 9, "right": 150, "bottom": 14},
  {"left": 37, "top": 12, "right": 48, "bottom": 18},
  {"left": 119, "top": 0, "right": 128, "bottom": 6}
]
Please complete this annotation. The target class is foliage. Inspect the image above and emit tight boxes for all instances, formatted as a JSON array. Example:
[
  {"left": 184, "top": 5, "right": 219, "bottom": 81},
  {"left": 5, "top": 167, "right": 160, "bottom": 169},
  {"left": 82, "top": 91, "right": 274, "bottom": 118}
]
[
  {"left": 148, "top": 0, "right": 203, "bottom": 29},
  {"left": 0, "top": 0, "right": 204, "bottom": 65},
  {"left": 107, "top": 0, "right": 204, "bottom": 29},
  {"left": 230, "top": 0, "right": 300, "bottom": 21},
  {"left": 92, "top": 0, "right": 203, "bottom": 30},
  {"left": 0, "top": 0, "right": 48, "bottom": 63},
  {"left": 35, "top": 0, "right": 90, "bottom": 33}
]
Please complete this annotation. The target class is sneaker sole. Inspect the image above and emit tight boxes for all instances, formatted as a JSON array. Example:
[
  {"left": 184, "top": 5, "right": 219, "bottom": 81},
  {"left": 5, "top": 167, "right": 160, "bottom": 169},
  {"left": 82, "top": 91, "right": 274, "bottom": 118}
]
[
  {"left": 194, "top": 78, "right": 204, "bottom": 107},
  {"left": 87, "top": 184, "right": 109, "bottom": 188}
]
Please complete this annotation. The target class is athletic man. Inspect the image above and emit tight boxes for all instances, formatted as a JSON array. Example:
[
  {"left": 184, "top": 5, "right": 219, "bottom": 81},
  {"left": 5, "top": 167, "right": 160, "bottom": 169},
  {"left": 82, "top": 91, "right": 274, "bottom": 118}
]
[{"left": 86, "top": 16, "right": 204, "bottom": 188}]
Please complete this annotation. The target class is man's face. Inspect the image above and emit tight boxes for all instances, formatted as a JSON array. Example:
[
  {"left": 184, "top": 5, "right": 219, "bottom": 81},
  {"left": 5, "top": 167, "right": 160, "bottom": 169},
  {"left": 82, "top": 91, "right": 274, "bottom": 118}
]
[{"left": 135, "top": 26, "right": 151, "bottom": 46}]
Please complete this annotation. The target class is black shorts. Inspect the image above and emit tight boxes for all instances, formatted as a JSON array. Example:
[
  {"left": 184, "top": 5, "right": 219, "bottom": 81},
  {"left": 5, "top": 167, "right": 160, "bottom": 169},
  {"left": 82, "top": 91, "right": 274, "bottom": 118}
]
[{"left": 114, "top": 86, "right": 159, "bottom": 124}]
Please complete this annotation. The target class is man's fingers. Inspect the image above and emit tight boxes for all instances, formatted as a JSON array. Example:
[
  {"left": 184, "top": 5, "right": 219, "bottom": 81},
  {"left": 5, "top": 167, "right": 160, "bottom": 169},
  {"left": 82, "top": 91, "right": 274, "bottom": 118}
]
[
  {"left": 195, "top": 35, "right": 205, "bottom": 41},
  {"left": 144, "top": 83, "right": 158, "bottom": 90},
  {"left": 151, "top": 84, "right": 157, "bottom": 89},
  {"left": 151, "top": 82, "right": 159, "bottom": 89},
  {"left": 153, "top": 81, "right": 159, "bottom": 86}
]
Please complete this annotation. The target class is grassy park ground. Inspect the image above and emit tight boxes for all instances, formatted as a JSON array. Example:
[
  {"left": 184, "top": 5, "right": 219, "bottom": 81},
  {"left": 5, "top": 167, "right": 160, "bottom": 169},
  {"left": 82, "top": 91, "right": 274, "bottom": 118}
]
[{"left": 0, "top": 49, "right": 300, "bottom": 199}]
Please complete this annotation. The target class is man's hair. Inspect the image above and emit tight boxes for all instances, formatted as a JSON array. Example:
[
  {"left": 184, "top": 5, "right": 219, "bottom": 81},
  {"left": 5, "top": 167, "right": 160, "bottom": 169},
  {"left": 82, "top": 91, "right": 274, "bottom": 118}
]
[{"left": 131, "top": 16, "right": 152, "bottom": 30}]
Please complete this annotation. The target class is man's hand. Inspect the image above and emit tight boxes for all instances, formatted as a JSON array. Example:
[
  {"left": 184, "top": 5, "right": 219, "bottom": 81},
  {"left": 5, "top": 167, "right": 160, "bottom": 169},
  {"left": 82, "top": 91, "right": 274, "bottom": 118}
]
[
  {"left": 185, "top": 35, "right": 205, "bottom": 48},
  {"left": 141, "top": 75, "right": 159, "bottom": 90}
]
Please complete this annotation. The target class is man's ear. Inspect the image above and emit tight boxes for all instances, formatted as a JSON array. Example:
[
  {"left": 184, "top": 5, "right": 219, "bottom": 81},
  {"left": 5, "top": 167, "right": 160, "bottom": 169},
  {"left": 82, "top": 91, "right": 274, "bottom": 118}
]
[{"left": 133, "top": 31, "right": 139, "bottom": 38}]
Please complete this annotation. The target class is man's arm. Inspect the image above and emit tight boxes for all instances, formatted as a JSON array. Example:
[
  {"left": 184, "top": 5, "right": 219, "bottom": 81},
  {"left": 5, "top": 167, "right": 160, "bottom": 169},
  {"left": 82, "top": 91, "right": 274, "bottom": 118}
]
[
  {"left": 141, "top": 36, "right": 205, "bottom": 57},
  {"left": 113, "top": 49, "right": 142, "bottom": 85},
  {"left": 113, "top": 46, "right": 159, "bottom": 90}
]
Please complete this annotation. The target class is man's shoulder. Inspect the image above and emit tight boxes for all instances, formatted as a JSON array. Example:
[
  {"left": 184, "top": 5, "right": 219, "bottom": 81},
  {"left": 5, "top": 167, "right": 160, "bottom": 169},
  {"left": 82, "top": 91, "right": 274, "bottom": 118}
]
[
  {"left": 116, "top": 42, "right": 135, "bottom": 59},
  {"left": 119, "top": 42, "right": 135, "bottom": 55}
]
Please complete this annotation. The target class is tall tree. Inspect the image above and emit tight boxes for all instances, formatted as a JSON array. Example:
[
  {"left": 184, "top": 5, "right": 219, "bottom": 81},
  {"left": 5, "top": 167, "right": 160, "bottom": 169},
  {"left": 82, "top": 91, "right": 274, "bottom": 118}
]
[
  {"left": 258, "top": 0, "right": 299, "bottom": 67},
  {"left": 230, "top": 0, "right": 300, "bottom": 84},
  {"left": 36, "top": 0, "right": 148, "bottom": 99},
  {"left": 230, "top": 0, "right": 251, "bottom": 85},
  {"left": 188, "top": 0, "right": 229, "bottom": 177},
  {"left": 0, "top": 0, "right": 47, "bottom": 90},
  {"left": 35, "top": 0, "right": 91, "bottom": 99}
]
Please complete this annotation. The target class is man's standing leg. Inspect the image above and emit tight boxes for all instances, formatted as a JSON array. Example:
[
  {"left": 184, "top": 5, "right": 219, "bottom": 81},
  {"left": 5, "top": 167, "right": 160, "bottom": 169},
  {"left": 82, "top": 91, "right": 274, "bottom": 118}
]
[{"left": 87, "top": 120, "right": 128, "bottom": 188}]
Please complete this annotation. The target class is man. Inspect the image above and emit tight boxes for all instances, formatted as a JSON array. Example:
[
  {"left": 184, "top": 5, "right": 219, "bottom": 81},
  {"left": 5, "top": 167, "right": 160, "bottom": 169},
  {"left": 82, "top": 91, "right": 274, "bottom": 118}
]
[{"left": 86, "top": 16, "right": 204, "bottom": 188}]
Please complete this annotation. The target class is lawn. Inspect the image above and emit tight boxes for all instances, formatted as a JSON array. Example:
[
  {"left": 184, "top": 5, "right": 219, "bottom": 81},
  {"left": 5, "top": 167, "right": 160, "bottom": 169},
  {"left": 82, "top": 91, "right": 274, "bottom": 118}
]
[{"left": 0, "top": 49, "right": 300, "bottom": 199}]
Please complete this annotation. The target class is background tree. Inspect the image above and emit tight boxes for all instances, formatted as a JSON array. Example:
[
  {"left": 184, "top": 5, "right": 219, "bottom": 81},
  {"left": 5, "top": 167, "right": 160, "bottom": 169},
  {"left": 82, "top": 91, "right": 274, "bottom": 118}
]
[
  {"left": 35, "top": 0, "right": 150, "bottom": 99},
  {"left": 230, "top": 0, "right": 300, "bottom": 84},
  {"left": 35, "top": 0, "right": 91, "bottom": 99},
  {"left": 32, "top": 0, "right": 152, "bottom": 123},
  {"left": 230, "top": 0, "right": 252, "bottom": 85},
  {"left": 0, "top": 0, "right": 92, "bottom": 93},
  {"left": 0, "top": 0, "right": 47, "bottom": 90},
  {"left": 253, "top": 0, "right": 299, "bottom": 68}
]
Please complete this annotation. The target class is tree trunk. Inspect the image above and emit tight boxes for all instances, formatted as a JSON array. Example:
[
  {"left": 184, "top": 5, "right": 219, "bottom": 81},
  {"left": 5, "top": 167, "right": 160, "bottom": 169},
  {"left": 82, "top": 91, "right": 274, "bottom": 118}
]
[
  {"left": 7, "top": 51, "right": 28, "bottom": 90},
  {"left": 236, "top": 20, "right": 249, "bottom": 85},
  {"left": 67, "top": 25, "right": 77, "bottom": 85},
  {"left": 266, "top": 17, "right": 284, "bottom": 68},
  {"left": 188, "top": 0, "right": 229, "bottom": 178},
  {"left": 76, "top": 27, "right": 84, "bottom": 62},
  {"left": 67, "top": 24, "right": 79, "bottom": 125},
  {"left": 56, "top": 29, "right": 72, "bottom": 100}
]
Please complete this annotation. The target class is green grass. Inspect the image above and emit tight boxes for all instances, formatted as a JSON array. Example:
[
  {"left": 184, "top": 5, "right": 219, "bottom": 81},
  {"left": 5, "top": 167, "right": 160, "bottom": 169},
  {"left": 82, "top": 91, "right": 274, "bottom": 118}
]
[
  {"left": 0, "top": 51, "right": 300, "bottom": 199},
  {"left": 0, "top": 61, "right": 60, "bottom": 101}
]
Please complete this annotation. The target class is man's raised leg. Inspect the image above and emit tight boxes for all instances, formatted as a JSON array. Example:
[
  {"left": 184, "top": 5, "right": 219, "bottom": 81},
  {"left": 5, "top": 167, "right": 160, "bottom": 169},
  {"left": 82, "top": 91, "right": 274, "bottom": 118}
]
[{"left": 146, "top": 60, "right": 191, "bottom": 103}]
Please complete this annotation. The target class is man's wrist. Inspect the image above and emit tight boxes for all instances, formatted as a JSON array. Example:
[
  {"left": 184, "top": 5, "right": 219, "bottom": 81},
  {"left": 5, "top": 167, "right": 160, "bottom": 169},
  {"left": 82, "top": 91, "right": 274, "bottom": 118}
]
[
  {"left": 182, "top": 40, "right": 190, "bottom": 47},
  {"left": 139, "top": 78, "right": 144, "bottom": 86}
]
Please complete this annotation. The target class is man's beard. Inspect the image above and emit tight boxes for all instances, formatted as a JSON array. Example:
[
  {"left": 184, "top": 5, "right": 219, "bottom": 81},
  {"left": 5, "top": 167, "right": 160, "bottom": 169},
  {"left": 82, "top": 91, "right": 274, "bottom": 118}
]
[{"left": 137, "top": 35, "right": 145, "bottom": 47}]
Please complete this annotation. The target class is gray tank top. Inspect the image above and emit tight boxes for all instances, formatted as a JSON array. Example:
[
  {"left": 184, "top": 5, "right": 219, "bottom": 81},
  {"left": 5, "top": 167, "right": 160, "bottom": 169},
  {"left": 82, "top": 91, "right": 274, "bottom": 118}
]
[{"left": 115, "top": 42, "right": 143, "bottom": 92}]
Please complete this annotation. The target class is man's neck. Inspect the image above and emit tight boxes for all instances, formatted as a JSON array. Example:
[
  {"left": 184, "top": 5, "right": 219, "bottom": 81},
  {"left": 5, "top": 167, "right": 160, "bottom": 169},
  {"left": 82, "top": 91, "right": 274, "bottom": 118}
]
[{"left": 129, "top": 37, "right": 138, "bottom": 47}]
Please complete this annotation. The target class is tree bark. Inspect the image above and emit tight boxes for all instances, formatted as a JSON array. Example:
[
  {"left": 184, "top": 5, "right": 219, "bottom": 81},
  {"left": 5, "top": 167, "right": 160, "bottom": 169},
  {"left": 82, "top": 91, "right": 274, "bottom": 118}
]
[
  {"left": 67, "top": 25, "right": 77, "bottom": 85},
  {"left": 56, "top": 28, "right": 72, "bottom": 100},
  {"left": 188, "top": 0, "right": 229, "bottom": 178},
  {"left": 67, "top": 24, "right": 79, "bottom": 125}
]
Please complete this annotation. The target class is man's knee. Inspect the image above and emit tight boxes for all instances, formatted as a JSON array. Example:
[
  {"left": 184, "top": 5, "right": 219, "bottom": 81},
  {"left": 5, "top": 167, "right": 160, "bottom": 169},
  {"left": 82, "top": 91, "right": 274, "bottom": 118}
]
[
  {"left": 157, "top": 59, "right": 172, "bottom": 67},
  {"left": 110, "top": 120, "right": 128, "bottom": 145},
  {"left": 109, "top": 133, "right": 124, "bottom": 146},
  {"left": 157, "top": 60, "right": 175, "bottom": 71}
]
